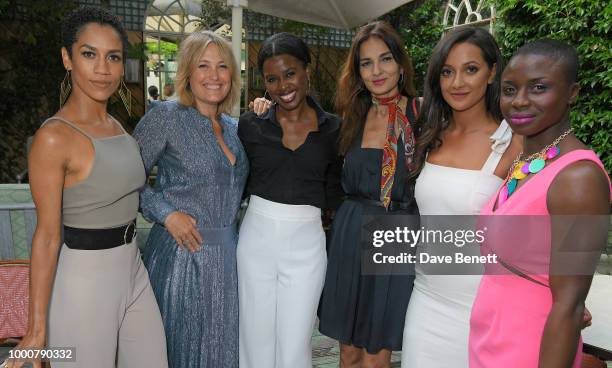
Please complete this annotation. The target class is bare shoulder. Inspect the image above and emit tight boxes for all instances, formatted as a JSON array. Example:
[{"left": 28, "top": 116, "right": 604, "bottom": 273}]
[
  {"left": 34, "top": 119, "right": 73, "bottom": 142},
  {"left": 548, "top": 156, "right": 610, "bottom": 215},
  {"left": 30, "top": 120, "right": 74, "bottom": 160},
  {"left": 553, "top": 159, "right": 609, "bottom": 191}
]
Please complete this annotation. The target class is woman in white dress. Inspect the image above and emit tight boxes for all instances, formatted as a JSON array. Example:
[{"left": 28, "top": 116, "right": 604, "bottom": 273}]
[{"left": 400, "top": 27, "right": 520, "bottom": 368}]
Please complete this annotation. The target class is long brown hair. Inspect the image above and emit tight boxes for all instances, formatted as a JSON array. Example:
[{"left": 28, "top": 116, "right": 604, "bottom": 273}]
[
  {"left": 336, "top": 21, "right": 416, "bottom": 155},
  {"left": 413, "top": 27, "right": 503, "bottom": 177}
]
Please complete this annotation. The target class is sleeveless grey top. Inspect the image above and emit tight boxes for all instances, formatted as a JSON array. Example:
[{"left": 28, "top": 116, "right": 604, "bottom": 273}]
[{"left": 40, "top": 116, "right": 145, "bottom": 229}]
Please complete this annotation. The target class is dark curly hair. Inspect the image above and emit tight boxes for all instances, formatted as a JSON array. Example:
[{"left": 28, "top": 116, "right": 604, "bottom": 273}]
[{"left": 61, "top": 6, "right": 128, "bottom": 57}]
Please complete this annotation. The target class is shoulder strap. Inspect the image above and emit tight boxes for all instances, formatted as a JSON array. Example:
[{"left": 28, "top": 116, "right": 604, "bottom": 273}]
[
  {"left": 481, "top": 121, "right": 513, "bottom": 174},
  {"left": 107, "top": 115, "right": 127, "bottom": 134},
  {"left": 480, "top": 150, "right": 504, "bottom": 174},
  {"left": 40, "top": 116, "right": 94, "bottom": 140}
]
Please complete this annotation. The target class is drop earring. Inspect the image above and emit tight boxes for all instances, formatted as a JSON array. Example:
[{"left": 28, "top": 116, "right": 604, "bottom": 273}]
[
  {"left": 60, "top": 70, "right": 71, "bottom": 107},
  {"left": 117, "top": 78, "right": 132, "bottom": 117}
]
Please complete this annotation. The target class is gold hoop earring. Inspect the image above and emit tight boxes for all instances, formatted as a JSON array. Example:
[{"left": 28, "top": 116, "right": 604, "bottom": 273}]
[
  {"left": 307, "top": 77, "right": 312, "bottom": 95},
  {"left": 60, "top": 70, "right": 72, "bottom": 107},
  {"left": 117, "top": 79, "right": 132, "bottom": 117}
]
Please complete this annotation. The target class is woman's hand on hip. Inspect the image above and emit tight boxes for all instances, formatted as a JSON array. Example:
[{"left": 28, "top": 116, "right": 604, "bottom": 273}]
[{"left": 164, "top": 211, "right": 204, "bottom": 252}]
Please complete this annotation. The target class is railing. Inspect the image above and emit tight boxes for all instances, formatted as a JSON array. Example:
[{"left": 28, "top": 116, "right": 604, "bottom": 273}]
[{"left": 0, "top": 203, "right": 36, "bottom": 260}]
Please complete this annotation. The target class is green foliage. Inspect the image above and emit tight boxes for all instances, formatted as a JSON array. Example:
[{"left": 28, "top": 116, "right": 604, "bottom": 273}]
[
  {"left": 127, "top": 42, "right": 148, "bottom": 61},
  {"left": 389, "top": 0, "right": 445, "bottom": 95},
  {"left": 493, "top": 0, "right": 612, "bottom": 173},
  {"left": 200, "top": 0, "right": 231, "bottom": 29},
  {"left": 145, "top": 40, "right": 178, "bottom": 58},
  {"left": 0, "top": 0, "right": 78, "bottom": 183}
]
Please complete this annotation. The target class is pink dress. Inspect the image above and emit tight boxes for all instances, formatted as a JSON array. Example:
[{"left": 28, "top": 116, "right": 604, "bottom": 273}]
[{"left": 469, "top": 150, "right": 611, "bottom": 368}]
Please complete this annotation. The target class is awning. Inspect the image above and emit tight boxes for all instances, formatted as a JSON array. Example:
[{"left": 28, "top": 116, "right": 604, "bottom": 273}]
[{"left": 239, "top": 0, "right": 413, "bottom": 30}]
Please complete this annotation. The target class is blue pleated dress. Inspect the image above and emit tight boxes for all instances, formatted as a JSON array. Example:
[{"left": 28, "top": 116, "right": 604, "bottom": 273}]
[{"left": 134, "top": 101, "right": 249, "bottom": 368}]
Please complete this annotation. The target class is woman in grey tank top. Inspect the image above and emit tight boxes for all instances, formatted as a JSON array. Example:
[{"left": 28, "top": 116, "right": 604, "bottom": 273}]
[{"left": 6, "top": 7, "right": 168, "bottom": 368}]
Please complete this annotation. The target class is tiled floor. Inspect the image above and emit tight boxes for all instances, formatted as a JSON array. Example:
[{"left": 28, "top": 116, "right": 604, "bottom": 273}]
[
  {"left": 311, "top": 325, "right": 402, "bottom": 367},
  {"left": 2, "top": 327, "right": 402, "bottom": 367}
]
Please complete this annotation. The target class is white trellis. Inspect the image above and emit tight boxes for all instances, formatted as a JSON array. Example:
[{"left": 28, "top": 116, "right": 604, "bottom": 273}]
[
  {"left": 442, "top": 0, "right": 496, "bottom": 34},
  {"left": 145, "top": 0, "right": 204, "bottom": 36},
  {"left": 144, "top": 0, "right": 205, "bottom": 99}
]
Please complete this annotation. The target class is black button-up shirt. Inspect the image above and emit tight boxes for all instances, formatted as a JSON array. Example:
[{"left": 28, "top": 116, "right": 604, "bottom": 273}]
[{"left": 238, "top": 97, "right": 344, "bottom": 210}]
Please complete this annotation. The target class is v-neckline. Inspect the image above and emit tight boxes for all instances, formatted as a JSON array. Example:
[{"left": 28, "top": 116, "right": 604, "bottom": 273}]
[
  {"left": 490, "top": 150, "right": 590, "bottom": 212},
  {"left": 194, "top": 111, "right": 237, "bottom": 167},
  {"left": 215, "top": 129, "right": 237, "bottom": 167}
]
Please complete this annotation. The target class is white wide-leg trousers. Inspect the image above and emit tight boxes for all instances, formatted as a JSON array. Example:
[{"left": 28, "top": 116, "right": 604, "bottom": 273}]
[{"left": 237, "top": 195, "right": 326, "bottom": 368}]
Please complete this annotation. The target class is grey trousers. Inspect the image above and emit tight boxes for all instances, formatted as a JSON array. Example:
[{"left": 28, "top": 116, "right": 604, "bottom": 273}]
[{"left": 48, "top": 240, "right": 168, "bottom": 368}]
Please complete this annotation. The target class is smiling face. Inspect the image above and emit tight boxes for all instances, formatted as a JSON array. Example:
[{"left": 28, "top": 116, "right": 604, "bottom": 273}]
[
  {"left": 61, "top": 23, "right": 124, "bottom": 103},
  {"left": 358, "top": 36, "right": 401, "bottom": 98},
  {"left": 262, "top": 53, "right": 309, "bottom": 111},
  {"left": 439, "top": 42, "right": 495, "bottom": 114},
  {"left": 500, "top": 53, "right": 578, "bottom": 137},
  {"left": 188, "top": 43, "right": 232, "bottom": 112}
]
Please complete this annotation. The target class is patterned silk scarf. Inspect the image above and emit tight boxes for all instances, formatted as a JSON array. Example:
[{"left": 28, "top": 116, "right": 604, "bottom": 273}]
[{"left": 372, "top": 94, "right": 416, "bottom": 209}]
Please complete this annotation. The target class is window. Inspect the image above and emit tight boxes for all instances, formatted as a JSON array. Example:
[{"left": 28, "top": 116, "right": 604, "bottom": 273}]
[
  {"left": 144, "top": 0, "right": 204, "bottom": 100},
  {"left": 442, "top": 0, "right": 496, "bottom": 34}
]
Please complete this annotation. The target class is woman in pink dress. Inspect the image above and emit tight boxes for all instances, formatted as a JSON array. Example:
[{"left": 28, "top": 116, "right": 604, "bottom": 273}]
[{"left": 469, "top": 40, "right": 611, "bottom": 367}]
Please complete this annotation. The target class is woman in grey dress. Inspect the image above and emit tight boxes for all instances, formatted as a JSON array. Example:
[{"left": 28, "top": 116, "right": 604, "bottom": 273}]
[{"left": 133, "top": 31, "right": 248, "bottom": 368}]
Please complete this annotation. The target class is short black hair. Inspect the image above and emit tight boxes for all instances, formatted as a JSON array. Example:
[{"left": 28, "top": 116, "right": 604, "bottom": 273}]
[
  {"left": 62, "top": 6, "right": 129, "bottom": 58},
  {"left": 257, "top": 32, "right": 311, "bottom": 74},
  {"left": 148, "top": 85, "right": 159, "bottom": 98},
  {"left": 513, "top": 39, "right": 579, "bottom": 85}
]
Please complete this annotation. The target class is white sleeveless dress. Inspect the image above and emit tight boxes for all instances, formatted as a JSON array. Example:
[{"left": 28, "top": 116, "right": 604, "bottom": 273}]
[{"left": 401, "top": 120, "right": 513, "bottom": 368}]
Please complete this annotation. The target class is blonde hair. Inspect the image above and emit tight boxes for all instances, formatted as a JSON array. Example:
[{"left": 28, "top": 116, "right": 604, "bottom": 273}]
[{"left": 175, "top": 31, "right": 240, "bottom": 115}]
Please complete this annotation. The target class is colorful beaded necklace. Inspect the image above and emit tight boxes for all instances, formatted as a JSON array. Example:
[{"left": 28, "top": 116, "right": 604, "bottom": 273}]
[{"left": 498, "top": 128, "right": 573, "bottom": 206}]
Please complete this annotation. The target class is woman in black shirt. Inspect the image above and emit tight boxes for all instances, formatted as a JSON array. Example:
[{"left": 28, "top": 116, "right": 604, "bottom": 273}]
[{"left": 236, "top": 32, "right": 343, "bottom": 368}]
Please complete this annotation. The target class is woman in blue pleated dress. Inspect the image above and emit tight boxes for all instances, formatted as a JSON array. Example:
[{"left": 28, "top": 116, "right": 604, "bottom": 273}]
[{"left": 133, "top": 31, "right": 248, "bottom": 368}]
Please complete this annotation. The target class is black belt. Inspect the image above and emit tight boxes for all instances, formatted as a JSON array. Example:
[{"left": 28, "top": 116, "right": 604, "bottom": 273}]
[
  {"left": 63, "top": 220, "right": 136, "bottom": 250},
  {"left": 345, "top": 195, "right": 413, "bottom": 212}
]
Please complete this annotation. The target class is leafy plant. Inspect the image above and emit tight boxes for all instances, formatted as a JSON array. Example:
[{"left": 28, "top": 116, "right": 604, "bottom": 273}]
[
  {"left": 0, "top": 0, "right": 77, "bottom": 183},
  {"left": 384, "top": 0, "right": 445, "bottom": 95},
  {"left": 145, "top": 40, "right": 178, "bottom": 58},
  {"left": 200, "top": 0, "right": 231, "bottom": 30}
]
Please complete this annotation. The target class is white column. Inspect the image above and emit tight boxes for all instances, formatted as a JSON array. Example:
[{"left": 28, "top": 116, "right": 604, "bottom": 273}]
[{"left": 228, "top": 0, "right": 247, "bottom": 117}]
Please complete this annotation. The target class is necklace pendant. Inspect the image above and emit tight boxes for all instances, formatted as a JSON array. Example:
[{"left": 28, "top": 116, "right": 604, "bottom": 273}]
[
  {"left": 546, "top": 146, "right": 560, "bottom": 159},
  {"left": 512, "top": 166, "right": 527, "bottom": 180},
  {"left": 507, "top": 178, "right": 518, "bottom": 195},
  {"left": 529, "top": 158, "right": 546, "bottom": 173},
  {"left": 520, "top": 162, "right": 531, "bottom": 175}
]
